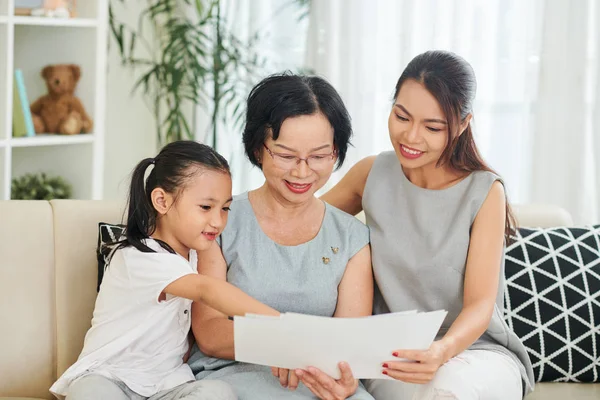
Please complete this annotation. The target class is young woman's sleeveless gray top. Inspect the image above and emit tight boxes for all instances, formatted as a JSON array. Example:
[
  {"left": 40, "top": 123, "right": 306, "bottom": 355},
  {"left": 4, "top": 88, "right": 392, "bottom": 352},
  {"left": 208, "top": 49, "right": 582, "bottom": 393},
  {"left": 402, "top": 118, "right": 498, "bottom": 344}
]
[{"left": 362, "top": 151, "right": 534, "bottom": 394}]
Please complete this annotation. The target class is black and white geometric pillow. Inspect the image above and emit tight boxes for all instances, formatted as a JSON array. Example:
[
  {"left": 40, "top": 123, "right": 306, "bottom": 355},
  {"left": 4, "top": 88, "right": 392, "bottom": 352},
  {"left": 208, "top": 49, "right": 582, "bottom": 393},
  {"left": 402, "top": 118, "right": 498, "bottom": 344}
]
[
  {"left": 96, "top": 222, "right": 125, "bottom": 292},
  {"left": 503, "top": 225, "right": 600, "bottom": 382}
]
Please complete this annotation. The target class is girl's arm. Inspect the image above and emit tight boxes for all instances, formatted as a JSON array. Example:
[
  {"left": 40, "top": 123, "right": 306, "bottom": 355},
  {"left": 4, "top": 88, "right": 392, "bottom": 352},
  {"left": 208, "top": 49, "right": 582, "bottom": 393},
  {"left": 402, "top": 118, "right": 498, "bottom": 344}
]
[
  {"left": 188, "top": 242, "right": 237, "bottom": 359},
  {"left": 320, "top": 156, "right": 376, "bottom": 215},
  {"left": 164, "top": 251, "right": 278, "bottom": 327}
]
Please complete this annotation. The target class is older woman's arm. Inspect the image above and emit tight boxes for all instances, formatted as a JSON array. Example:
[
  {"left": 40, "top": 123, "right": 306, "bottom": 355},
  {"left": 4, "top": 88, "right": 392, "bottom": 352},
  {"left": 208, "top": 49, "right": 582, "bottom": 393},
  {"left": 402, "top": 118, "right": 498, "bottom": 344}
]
[
  {"left": 295, "top": 244, "right": 373, "bottom": 399},
  {"left": 333, "top": 245, "right": 373, "bottom": 317},
  {"left": 193, "top": 243, "right": 299, "bottom": 390},
  {"left": 191, "top": 242, "right": 235, "bottom": 359}
]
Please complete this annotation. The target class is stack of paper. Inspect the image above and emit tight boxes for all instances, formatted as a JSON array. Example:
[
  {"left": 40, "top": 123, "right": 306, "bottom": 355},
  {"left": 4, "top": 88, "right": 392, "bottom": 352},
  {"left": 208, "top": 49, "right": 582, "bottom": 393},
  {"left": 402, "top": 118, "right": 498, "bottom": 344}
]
[{"left": 234, "top": 310, "right": 447, "bottom": 379}]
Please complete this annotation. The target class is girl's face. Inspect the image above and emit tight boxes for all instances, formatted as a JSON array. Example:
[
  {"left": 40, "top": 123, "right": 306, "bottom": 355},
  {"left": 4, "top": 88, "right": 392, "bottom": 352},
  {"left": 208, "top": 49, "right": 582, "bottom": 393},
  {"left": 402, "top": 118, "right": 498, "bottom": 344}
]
[
  {"left": 388, "top": 79, "right": 450, "bottom": 170},
  {"left": 154, "top": 168, "right": 232, "bottom": 256},
  {"left": 259, "top": 112, "right": 337, "bottom": 205}
]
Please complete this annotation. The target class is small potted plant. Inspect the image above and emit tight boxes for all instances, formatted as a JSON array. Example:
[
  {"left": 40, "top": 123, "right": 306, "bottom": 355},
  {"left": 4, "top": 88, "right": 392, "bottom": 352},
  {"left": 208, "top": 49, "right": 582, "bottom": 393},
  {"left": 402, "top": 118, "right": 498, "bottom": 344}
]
[{"left": 11, "top": 172, "right": 73, "bottom": 200}]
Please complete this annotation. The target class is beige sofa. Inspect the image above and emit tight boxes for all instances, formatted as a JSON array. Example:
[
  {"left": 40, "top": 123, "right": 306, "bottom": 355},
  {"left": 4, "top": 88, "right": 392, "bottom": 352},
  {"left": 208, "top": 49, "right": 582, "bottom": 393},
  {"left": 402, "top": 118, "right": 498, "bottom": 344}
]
[{"left": 0, "top": 200, "right": 598, "bottom": 400}]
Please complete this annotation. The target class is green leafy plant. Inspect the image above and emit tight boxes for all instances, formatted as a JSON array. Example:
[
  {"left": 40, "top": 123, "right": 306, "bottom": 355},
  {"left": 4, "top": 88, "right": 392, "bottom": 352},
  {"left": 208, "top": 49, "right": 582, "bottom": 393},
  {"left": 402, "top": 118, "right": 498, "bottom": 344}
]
[
  {"left": 11, "top": 173, "right": 73, "bottom": 200},
  {"left": 109, "top": 0, "right": 262, "bottom": 147},
  {"left": 109, "top": 0, "right": 310, "bottom": 148}
]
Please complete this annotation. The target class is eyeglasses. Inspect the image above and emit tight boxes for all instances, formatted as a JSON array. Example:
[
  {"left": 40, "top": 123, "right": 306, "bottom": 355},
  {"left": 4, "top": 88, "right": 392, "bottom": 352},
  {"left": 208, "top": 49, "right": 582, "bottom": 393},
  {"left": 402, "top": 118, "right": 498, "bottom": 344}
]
[{"left": 263, "top": 144, "right": 336, "bottom": 170}]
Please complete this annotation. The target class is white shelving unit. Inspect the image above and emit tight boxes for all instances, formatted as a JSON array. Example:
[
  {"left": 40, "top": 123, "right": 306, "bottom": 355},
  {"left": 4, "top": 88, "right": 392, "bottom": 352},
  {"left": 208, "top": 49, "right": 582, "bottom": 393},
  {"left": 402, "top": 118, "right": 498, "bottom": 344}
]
[
  {"left": 0, "top": 0, "right": 107, "bottom": 200},
  {"left": 13, "top": 15, "right": 98, "bottom": 27}
]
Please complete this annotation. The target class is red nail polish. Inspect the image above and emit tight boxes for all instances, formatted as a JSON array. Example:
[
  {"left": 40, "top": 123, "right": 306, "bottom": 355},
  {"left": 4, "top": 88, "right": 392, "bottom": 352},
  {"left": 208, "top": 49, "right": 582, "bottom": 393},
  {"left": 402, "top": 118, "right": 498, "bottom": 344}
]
[
  {"left": 382, "top": 370, "right": 388, "bottom": 375},
  {"left": 392, "top": 352, "right": 398, "bottom": 357},
  {"left": 382, "top": 363, "right": 388, "bottom": 368}
]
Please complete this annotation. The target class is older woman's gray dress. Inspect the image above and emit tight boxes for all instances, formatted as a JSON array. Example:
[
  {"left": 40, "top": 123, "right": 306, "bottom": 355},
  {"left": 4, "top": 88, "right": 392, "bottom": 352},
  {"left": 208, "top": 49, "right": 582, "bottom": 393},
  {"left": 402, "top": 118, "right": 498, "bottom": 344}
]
[{"left": 188, "top": 192, "right": 374, "bottom": 400}]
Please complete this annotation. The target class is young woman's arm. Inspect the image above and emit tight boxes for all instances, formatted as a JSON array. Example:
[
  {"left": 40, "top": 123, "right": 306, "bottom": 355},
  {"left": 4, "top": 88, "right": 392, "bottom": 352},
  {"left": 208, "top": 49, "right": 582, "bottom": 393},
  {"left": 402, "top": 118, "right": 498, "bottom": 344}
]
[
  {"left": 320, "top": 156, "right": 376, "bottom": 215},
  {"left": 384, "top": 181, "right": 506, "bottom": 383},
  {"left": 436, "top": 180, "right": 506, "bottom": 358},
  {"left": 187, "top": 242, "right": 237, "bottom": 359},
  {"left": 164, "top": 247, "right": 278, "bottom": 335}
]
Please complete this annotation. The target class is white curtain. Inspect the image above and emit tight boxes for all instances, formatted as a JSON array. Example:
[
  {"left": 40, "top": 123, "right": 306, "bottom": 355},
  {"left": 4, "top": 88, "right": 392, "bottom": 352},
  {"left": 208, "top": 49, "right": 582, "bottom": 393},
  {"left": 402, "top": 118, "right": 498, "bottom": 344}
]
[
  {"left": 305, "top": 0, "right": 599, "bottom": 224},
  {"left": 530, "top": 0, "right": 599, "bottom": 225},
  {"left": 194, "top": 0, "right": 309, "bottom": 195},
  {"left": 194, "top": 0, "right": 600, "bottom": 225}
]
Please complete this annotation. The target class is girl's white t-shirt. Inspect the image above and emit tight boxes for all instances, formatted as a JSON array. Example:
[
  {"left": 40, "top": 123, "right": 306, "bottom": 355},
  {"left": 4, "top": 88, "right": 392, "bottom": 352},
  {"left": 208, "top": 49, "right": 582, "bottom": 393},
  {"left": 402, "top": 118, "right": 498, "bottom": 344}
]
[{"left": 50, "top": 239, "right": 198, "bottom": 398}]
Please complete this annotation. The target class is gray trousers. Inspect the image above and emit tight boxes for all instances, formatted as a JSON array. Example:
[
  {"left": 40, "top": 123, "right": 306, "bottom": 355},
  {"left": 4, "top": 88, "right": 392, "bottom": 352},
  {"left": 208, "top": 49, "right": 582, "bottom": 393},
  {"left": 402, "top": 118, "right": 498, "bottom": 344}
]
[{"left": 66, "top": 374, "right": 237, "bottom": 400}]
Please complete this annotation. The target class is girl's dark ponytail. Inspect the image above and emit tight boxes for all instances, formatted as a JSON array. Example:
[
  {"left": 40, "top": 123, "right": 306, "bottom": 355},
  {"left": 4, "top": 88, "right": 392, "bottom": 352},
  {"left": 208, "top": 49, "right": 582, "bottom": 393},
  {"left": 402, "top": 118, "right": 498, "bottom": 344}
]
[{"left": 124, "top": 158, "right": 157, "bottom": 253}]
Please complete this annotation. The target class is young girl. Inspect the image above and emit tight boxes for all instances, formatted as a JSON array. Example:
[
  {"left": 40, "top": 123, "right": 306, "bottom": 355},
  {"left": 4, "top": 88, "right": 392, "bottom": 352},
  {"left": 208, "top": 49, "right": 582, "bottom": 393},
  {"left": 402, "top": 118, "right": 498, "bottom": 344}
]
[
  {"left": 321, "top": 51, "right": 535, "bottom": 399},
  {"left": 50, "top": 141, "right": 278, "bottom": 400}
]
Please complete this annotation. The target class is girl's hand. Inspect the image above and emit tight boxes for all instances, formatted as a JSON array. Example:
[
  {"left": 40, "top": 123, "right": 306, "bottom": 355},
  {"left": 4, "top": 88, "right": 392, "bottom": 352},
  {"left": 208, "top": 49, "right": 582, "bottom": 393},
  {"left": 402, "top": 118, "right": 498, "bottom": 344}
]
[
  {"left": 295, "top": 362, "right": 358, "bottom": 400},
  {"left": 271, "top": 367, "right": 300, "bottom": 390},
  {"left": 382, "top": 341, "right": 448, "bottom": 384}
]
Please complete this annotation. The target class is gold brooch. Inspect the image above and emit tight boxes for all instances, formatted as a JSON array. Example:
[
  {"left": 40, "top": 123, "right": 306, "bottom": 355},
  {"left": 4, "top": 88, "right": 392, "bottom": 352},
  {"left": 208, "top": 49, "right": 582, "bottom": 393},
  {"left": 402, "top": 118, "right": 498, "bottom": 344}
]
[
  {"left": 331, "top": 247, "right": 339, "bottom": 254},
  {"left": 322, "top": 257, "right": 330, "bottom": 264}
]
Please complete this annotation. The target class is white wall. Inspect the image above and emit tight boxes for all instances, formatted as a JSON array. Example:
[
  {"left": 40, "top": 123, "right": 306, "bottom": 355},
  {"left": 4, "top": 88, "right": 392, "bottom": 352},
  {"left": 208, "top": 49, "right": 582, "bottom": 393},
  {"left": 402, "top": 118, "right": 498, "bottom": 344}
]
[{"left": 103, "top": 2, "right": 156, "bottom": 201}]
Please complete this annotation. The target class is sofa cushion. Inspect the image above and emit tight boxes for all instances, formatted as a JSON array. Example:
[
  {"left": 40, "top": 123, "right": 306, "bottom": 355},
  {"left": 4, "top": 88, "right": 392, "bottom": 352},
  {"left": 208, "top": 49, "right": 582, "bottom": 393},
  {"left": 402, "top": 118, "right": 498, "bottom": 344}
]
[
  {"left": 0, "top": 201, "right": 55, "bottom": 400},
  {"left": 504, "top": 225, "right": 600, "bottom": 382},
  {"left": 51, "top": 200, "right": 123, "bottom": 377},
  {"left": 525, "top": 381, "right": 600, "bottom": 399},
  {"left": 97, "top": 222, "right": 125, "bottom": 291}
]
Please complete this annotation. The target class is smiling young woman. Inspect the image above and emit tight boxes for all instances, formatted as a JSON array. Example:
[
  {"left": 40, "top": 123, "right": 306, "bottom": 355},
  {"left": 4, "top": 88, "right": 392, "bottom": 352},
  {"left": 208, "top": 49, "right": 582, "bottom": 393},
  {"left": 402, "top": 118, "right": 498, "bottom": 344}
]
[{"left": 322, "top": 50, "right": 535, "bottom": 400}]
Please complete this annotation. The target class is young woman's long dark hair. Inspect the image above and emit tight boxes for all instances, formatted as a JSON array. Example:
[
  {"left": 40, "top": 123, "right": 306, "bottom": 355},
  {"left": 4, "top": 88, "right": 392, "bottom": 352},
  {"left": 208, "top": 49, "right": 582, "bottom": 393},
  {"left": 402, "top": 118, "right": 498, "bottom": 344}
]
[
  {"left": 394, "top": 50, "right": 517, "bottom": 241},
  {"left": 116, "top": 140, "right": 230, "bottom": 255}
]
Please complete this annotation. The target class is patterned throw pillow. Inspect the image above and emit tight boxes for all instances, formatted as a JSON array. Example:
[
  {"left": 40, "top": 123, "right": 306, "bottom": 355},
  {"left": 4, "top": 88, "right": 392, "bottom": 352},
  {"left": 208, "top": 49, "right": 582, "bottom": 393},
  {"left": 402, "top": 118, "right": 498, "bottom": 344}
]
[
  {"left": 503, "top": 225, "right": 600, "bottom": 382},
  {"left": 96, "top": 222, "right": 125, "bottom": 292}
]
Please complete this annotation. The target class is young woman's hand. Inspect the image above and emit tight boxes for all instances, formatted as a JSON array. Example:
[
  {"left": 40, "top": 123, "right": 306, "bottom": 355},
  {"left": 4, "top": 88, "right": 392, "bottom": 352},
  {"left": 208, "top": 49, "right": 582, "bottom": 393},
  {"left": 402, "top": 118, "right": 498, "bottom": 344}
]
[
  {"left": 295, "top": 362, "right": 358, "bottom": 400},
  {"left": 271, "top": 367, "right": 300, "bottom": 390},
  {"left": 382, "top": 341, "right": 448, "bottom": 384}
]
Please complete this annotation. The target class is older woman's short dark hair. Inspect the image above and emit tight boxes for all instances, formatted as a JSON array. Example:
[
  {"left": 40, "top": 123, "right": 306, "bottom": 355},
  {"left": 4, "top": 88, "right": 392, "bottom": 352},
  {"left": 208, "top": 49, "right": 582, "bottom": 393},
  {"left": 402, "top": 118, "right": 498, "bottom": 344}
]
[{"left": 242, "top": 72, "right": 352, "bottom": 169}]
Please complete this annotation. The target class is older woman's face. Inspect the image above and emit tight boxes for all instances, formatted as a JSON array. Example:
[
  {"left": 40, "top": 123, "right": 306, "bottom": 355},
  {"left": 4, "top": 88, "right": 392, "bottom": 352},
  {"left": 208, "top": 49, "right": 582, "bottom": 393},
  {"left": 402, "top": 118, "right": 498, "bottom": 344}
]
[{"left": 260, "top": 112, "right": 336, "bottom": 205}]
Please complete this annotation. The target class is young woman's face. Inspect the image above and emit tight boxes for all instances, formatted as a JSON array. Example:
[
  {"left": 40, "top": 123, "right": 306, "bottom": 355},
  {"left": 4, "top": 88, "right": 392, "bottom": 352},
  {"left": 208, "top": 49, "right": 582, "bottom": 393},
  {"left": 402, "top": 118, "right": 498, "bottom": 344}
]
[
  {"left": 162, "top": 168, "right": 232, "bottom": 253},
  {"left": 388, "top": 79, "right": 449, "bottom": 169},
  {"left": 259, "top": 112, "right": 337, "bottom": 205}
]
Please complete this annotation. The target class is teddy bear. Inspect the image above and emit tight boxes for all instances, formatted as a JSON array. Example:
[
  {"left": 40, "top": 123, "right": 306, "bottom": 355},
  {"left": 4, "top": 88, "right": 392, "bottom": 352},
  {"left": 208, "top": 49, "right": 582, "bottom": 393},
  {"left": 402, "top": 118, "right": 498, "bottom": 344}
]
[{"left": 30, "top": 64, "right": 93, "bottom": 135}]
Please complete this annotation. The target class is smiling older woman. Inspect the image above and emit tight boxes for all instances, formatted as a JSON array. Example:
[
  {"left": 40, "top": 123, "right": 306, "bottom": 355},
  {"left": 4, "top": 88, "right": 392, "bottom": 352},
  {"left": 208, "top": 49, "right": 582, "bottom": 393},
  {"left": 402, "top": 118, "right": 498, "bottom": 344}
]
[{"left": 187, "top": 73, "right": 375, "bottom": 400}]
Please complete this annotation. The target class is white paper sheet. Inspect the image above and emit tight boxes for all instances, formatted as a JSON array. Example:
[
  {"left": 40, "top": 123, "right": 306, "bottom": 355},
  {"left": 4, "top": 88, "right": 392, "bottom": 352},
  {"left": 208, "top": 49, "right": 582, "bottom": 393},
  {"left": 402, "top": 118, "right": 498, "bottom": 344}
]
[{"left": 234, "top": 310, "right": 447, "bottom": 379}]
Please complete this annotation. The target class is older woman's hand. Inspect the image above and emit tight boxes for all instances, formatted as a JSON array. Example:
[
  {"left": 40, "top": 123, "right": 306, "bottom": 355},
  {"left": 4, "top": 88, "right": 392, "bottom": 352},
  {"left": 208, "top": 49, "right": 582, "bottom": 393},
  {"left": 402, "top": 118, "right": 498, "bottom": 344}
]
[
  {"left": 271, "top": 367, "right": 300, "bottom": 390},
  {"left": 295, "top": 362, "right": 358, "bottom": 400}
]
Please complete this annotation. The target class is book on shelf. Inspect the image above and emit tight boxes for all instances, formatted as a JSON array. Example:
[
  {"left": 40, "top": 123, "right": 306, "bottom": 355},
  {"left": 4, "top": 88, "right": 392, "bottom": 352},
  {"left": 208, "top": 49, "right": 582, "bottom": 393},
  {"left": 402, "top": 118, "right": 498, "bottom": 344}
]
[
  {"left": 12, "top": 75, "right": 27, "bottom": 138},
  {"left": 12, "top": 69, "right": 36, "bottom": 138},
  {"left": 14, "top": 0, "right": 44, "bottom": 16},
  {"left": 14, "top": 1, "right": 42, "bottom": 15},
  {"left": 15, "top": 8, "right": 33, "bottom": 16}
]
